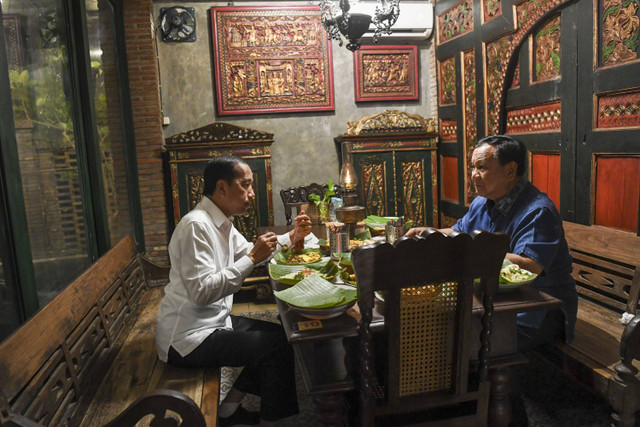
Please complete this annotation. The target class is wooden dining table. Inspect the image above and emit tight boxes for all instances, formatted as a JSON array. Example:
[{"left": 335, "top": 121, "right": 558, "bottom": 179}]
[{"left": 258, "top": 225, "right": 562, "bottom": 427}]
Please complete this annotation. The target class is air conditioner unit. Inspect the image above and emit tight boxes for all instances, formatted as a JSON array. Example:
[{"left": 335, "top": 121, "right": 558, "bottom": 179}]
[{"left": 349, "top": 1, "right": 434, "bottom": 41}]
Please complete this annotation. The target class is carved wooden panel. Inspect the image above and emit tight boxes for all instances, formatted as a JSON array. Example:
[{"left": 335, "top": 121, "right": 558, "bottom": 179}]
[
  {"left": 66, "top": 307, "right": 106, "bottom": 380},
  {"left": 101, "top": 279, "right": 129, "bottom": 344},
  {"left": 593, "top": 155, "right": 640, "bottom": 232},
  {"left": 438, "top": 56, "right": 457, "bottom": 106},
  {"left": 462, "top": 48, "right": 478, "bottom": 204},
  {"left": 430, "top": 151, "right": 439, "bottom": 221},
  {"left": 506, "top": 101, "right": 562, "bottom": 133},
  {"left": 533, "top": 15, "right": 561, "bottom": 82},
  {"left": 361, "top": 160, "right": 388, "bottom": 217},
  {"left": 530, "top": 152, "right": 561, "bottom": 210},
  {"left": 400, "top": 160, "right": 426, "bottom": 226},
  {"left": 482, "top": 0, "right": 503, "bottom": 23},
  {"left": 11, "top": 349, "right": 74, "bottom": 425},
  {"left": 570, "top": 248, "right": 636, "bottom": 311},
  {"left": 596, "top": 89, "right": 640, "bottom": 129},
  {"left": 210, "top": 6, "right": 335, "bottom": 115},
  {"left": 485, "top": 0, "right": 568, "bottom": 134},
  {"left": 440, "top": 119, "right": 458, "bottom": 142},
  {"left": 438, "top": 0, "right": 475, "bottom": 44},
  {"left": 122, "top": 261, "right": 146, "bottom": 307},
  {"left": 485, "top": 34, "right": 514, "bottom": 134},
  {"left": 599, "top": 0, "right": 640, "bottom": 67}
]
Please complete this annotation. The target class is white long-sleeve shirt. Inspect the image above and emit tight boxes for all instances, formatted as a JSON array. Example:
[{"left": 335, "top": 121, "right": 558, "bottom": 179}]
[{"left": 155, "top": 197, "right": 291, "bottom": 362}]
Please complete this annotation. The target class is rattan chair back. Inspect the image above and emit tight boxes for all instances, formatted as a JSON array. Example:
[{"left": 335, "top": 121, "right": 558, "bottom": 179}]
[{"left": 351, "top": 229, "right": 508, "bottom": 426}]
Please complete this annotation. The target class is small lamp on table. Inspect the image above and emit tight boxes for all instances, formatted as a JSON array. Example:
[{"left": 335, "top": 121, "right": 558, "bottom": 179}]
[{"left": 335, "top": 149, "right": 365, "bottom": 238}]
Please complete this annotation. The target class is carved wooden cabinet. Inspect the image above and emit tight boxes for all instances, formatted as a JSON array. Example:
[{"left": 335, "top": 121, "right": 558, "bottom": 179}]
[
  {"left": 335, "top": 110, "right": 439, "bottom": 227},
  {"left": 164, "top": 122, "right": 274, "bottom": 243}
]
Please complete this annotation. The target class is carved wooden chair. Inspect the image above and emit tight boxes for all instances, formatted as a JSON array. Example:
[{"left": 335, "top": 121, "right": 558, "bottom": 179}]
[
  {"left": 351, "top": 229, "right": 509, "bottom": 426},
  {"left": 279, "top": 183, "right": 343, "bottom": 225}
]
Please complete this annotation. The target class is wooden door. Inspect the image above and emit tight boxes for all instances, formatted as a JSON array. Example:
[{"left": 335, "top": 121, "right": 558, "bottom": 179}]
[
  {"left": 503, "top": 0, "right": 640, "bottom": 233},
  {"left": 503, "top": 5, "right": 577, "bottom": 218},
  {"left": 574, "top": 0, "right": 640, "bottom": 232}
]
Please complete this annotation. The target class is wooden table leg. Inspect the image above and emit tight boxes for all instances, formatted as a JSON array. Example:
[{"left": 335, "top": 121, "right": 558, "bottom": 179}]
[
  {"left": 488, "top": 365, "right": 512, "bottom": 427},
  {"left": 311, "top": 392, "right": 345, "bottom": 426}
]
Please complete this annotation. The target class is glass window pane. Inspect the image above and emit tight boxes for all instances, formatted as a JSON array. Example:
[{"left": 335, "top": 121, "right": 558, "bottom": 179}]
[
  {"left": 4, "top": 0, "right": 91, "bottom": 307},
  {"left": 0, "top": 202, "right": 22, "bottom": 341},
  {"left": 86, "top": 0, "right": 133, "bottom": 244}
]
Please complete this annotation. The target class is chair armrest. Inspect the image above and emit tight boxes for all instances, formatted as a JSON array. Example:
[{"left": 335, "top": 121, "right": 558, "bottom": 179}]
[
  {"left": 617, "top": 314, "right": 640, "bottom": 381},
  {"left": 103, "top": 389, "right": 206, "bottom": 427}
]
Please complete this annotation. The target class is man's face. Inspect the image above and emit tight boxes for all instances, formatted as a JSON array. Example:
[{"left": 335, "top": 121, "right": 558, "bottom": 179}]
[
  {"left": 470, "top": 144, "right": 517, "bottom": 202},
  {"left": 220, "top": 163, "right": 255, "bottom": 216}
]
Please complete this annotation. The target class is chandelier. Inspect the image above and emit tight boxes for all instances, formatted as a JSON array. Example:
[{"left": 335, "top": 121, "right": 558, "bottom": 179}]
[{"left": 320, "top": 0, "right": 400, "bottom": 51}]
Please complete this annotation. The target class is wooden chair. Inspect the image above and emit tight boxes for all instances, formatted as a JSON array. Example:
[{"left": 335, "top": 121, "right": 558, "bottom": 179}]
[
  {"left": 279, "top": 183, "right": 343, "bottom": 225},
  {"left": 351, "top": 229, "right": 509, "bottom": 426}
]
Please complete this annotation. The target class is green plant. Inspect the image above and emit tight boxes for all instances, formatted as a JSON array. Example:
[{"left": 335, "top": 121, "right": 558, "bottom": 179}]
[{"left": 308, "top": 179, "right": 336, "bottom": 205}]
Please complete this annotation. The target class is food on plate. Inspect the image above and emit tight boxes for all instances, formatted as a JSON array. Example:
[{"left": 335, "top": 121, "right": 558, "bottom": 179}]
[
  {"left": 363, "top": 215, "right": 414, "bottom": 236},
  {"left": 500, "top": 263, "right": 537, "bottom": 284},
  {"left": 349, "top": 238, "right": 375, "bottom": 248},
  {"left": 281, "top": 267, "right": 323, "bottom": 282},
  {"left": 283, "top": 250, "right": 323, "bottom": 264}
]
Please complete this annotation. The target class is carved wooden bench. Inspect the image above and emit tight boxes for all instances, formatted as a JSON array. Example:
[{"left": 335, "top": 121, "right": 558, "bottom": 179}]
[
  {"left": 530, "top": 221, "right": 640, "bottom": 426},
  {"left": 0, "top": 235, "right": 220, "bottom": 426}
]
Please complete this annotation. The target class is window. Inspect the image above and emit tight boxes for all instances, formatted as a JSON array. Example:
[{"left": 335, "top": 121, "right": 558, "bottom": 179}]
[{"left": 0, "top": 0, "right": 141, "bottom": 340}]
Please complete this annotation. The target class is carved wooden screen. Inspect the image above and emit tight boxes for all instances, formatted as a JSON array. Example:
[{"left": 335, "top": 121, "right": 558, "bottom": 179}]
[
  {"left": 164, "top": 122, "right": 275, "bottom": 242},
  {"left": 435, "top": 0, "right": 640, "bottom": 234},
  {"left": 334, "top": 110, "right": 439, "bottom": 227}
]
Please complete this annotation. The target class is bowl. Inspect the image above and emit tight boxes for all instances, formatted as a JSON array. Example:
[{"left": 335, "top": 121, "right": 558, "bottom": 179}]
[{"left": 288, "top": 301, "right": 355, "bottom": 320}]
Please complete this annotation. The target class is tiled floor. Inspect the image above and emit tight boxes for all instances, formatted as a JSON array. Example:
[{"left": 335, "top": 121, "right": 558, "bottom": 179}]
[
  {"left": 230, "top": 287, "right": 277, "bottom": 315},
  {"left": 229, "top": 292, "right": 615, "bottom": 427},
  {"left": 230, "top": 301, "right": 277, "bottom": 315}
]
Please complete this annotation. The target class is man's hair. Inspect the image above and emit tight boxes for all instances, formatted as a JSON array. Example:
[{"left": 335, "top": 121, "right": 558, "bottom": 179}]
[
  {"left": 476, "top": 135, "right": 527, "bottom": 176},
  {"left": 202, "top": 155, "right": 248, "bottom": 196}
]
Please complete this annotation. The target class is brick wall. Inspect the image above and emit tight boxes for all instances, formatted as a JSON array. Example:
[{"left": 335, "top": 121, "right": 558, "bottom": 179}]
[{"left": 123, "top": 0, "right": 169, "bottom": 263}]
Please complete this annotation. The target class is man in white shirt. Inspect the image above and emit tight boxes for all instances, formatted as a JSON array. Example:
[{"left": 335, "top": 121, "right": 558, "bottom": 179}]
[{"left": 156, "top": 155, "right": 312, "bottom": 427}]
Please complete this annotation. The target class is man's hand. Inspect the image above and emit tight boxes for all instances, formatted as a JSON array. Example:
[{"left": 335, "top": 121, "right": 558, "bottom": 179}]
[
  {"left": 404, "top": 227, "right": 432, "bottom": 237},
  {"left": 505, "top": 253, "right": 543, "bottom": 275},
  {"left": 290, "top": 211, "right": 312, "bottom": 246},
  {"left": 248, "top": 232, "right": 278, "bottom": 264}
]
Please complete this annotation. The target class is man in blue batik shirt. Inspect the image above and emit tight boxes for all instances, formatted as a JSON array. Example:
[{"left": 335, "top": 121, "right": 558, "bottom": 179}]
[{"left": 407, "top": 135, "right": 577, "bottom": 351}]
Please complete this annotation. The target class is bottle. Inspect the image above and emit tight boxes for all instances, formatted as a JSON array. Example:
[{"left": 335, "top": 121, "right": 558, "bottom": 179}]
[{"left": 329, "top": 197, "right": 343, "bottom": 222}]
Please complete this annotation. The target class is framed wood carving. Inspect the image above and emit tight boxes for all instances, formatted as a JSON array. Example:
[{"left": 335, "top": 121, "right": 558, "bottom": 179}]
[
  {"left": 210, "top": 6, "right": 335, "bottom": 115},
  {"left": 353, "top": 45, "right": 419, "bottom": 102}
]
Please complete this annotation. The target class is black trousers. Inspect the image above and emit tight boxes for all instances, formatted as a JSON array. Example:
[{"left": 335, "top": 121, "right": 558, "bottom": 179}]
[
  {"left": 168, "top": 315, "right": 299, "bottom": 421},
  {"left": 517, "top": 308, "right": 565, "bottom": 353}
]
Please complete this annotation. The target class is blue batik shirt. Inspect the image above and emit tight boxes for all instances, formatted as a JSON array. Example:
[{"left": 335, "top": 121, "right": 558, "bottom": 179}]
[{"left": 452, "top": 179, "right": 577, "bottom": 342}]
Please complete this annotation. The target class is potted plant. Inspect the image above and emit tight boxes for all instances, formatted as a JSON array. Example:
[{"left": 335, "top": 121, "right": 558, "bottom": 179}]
[{"left": 308, "top": 180, "right": 336, "bottom": 224}]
